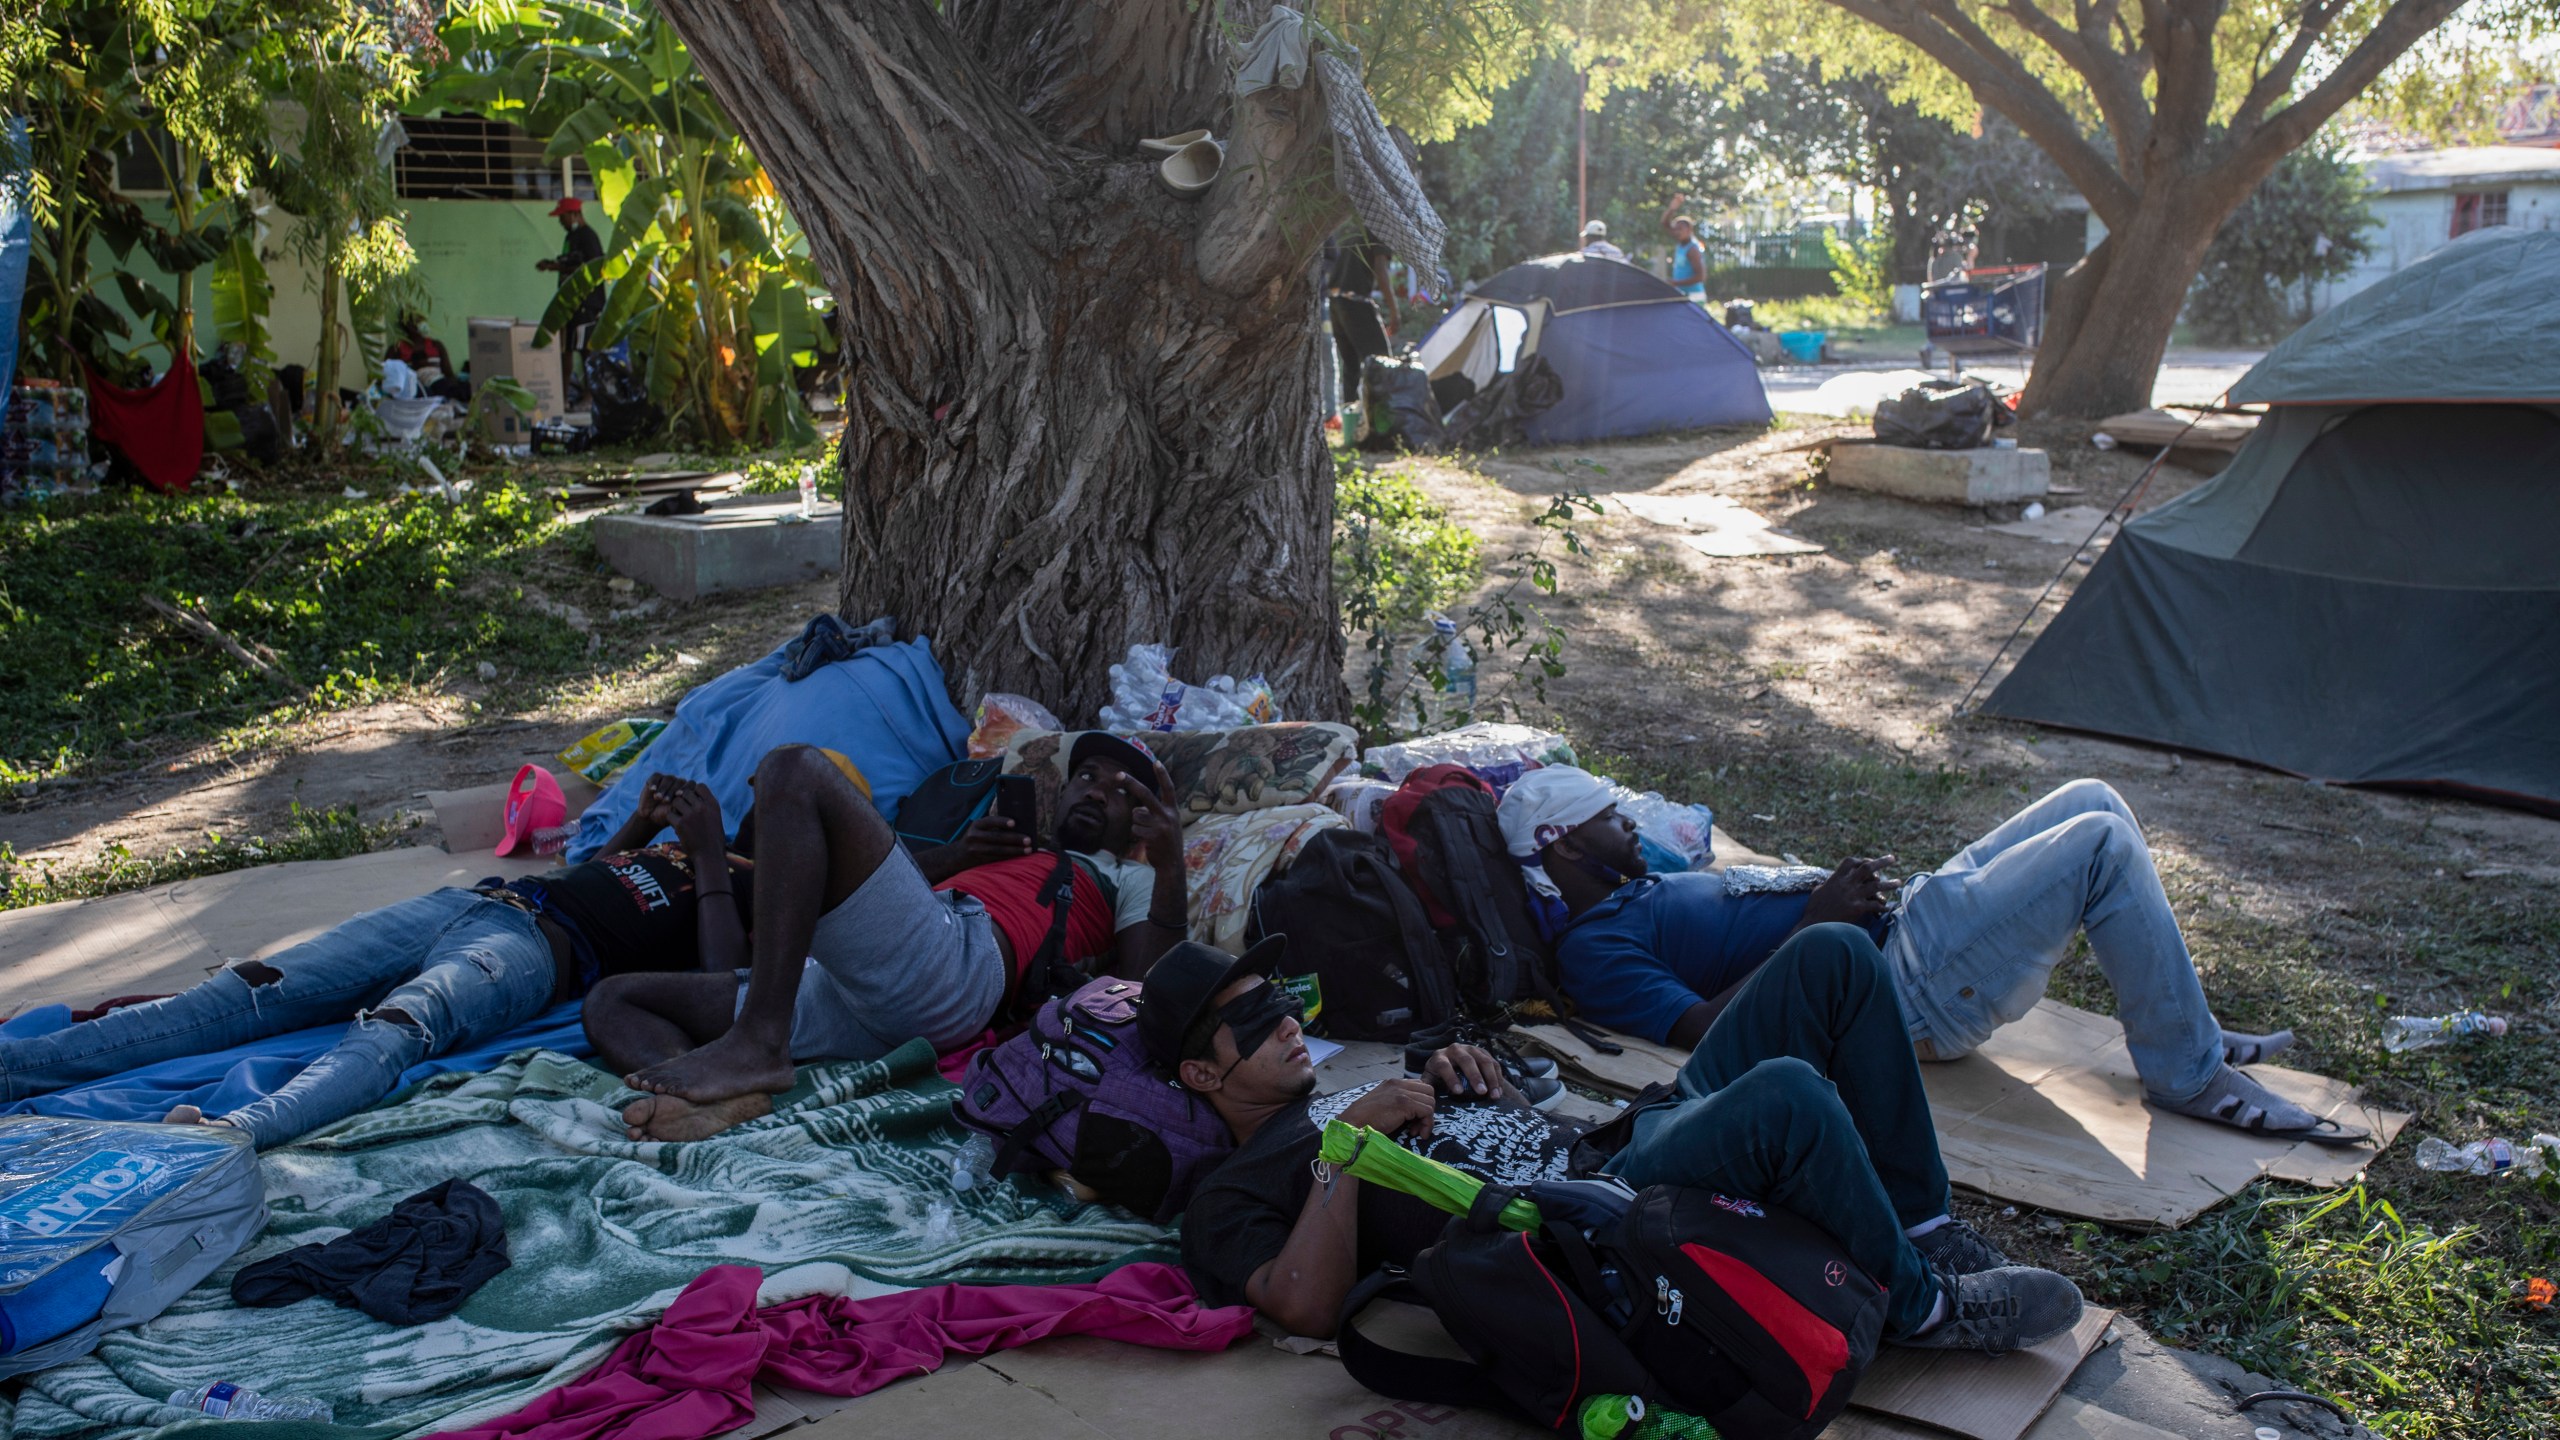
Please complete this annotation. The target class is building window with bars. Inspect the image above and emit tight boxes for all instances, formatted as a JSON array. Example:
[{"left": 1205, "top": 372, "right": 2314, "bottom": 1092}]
[
  {"left": 2451, "top": 190, "right": 2510, "bottom": 238},
  {"left": 394, "top": 116, "right": 595, "bottom": 202}
]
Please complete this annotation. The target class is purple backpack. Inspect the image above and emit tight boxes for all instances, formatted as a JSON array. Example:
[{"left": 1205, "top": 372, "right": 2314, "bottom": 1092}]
[{"left": 954, "top": 976, "right": 1235, "bottom": 1222}]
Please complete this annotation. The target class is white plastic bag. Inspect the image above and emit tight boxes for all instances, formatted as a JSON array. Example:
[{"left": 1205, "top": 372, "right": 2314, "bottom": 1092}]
[{"left": 1360, "top": 722, "right": 1577, "bottom": 789}]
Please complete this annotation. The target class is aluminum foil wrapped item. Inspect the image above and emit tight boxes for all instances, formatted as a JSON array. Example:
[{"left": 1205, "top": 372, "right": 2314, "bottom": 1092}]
[{"left": 1718, "top": 864, "right": 1832, "bottom": 896}]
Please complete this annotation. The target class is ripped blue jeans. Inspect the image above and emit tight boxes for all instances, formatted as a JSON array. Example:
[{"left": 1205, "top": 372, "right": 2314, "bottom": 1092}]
[{"left": 0, "top": 888, "right": 557, "bottom": 1146}]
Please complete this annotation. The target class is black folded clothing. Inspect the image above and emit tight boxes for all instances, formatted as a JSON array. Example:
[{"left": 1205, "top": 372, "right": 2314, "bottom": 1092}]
[{"left": 231, "top": 1178, "right": 510, "bottom": 1326}]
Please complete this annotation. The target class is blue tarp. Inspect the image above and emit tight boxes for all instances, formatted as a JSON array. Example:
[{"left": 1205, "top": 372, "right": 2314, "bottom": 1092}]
[
  {"left": 0, "top": 1002, "right": 593, "bottom": 1125},
  {"left": 567, "top": 631, "right": 970, "bottom": 861}
]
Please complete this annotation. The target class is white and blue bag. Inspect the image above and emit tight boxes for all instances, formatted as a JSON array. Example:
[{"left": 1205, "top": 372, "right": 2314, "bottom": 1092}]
[{"left": 0, "top": 1117, "right": 266, "bottom": 1377}]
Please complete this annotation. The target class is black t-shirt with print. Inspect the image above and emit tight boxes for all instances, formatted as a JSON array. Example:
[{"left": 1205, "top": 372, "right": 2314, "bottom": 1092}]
[
  {"left": 1179, "top": 1082, "right": 1584, "bottom": 1310},
  {"left": 536, "top": 844, "right": 750, "bottom": 982}
]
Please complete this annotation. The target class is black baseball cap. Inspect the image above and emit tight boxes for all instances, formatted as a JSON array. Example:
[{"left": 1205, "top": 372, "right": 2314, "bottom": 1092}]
[
  {"left": 1069, "top": 731, "right": 1159, "bottom": 780},
  {"left": 1138, "top": 935, "right": 1289, "bottom": 1066}
]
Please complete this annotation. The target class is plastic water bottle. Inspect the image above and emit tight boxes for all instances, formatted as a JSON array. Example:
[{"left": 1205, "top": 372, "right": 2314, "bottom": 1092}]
[
  {"left": 796, "top": 464, "right": 818, "bottom": 520},
  {"left": 2382, "top": 1011, "right": 2507, "bottom": 1053},
  {"left": 1405, "top": 614, "right": 1477, "bottom": 728},
  {"left": 168, "top": 1384, "right": 334, "bottom": 1422},
  {"left": 2413, "top": 1135, "right": 2559, "bottom": 1178},
  {"left": 1577, "top": 1393, "right": 1722, "bottom": 1440},
  {"left": 951, "top": 1132, "right": 997, "bottom": 1192}
]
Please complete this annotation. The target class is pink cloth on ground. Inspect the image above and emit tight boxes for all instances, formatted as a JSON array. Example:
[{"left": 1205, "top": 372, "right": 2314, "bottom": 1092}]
[{"left": 426, "top": 1262, "right": 1253, "bottom": 1440}]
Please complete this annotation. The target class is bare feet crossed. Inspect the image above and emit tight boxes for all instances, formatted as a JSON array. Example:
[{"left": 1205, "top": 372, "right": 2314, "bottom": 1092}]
[
  {"left": 621, "top": 1091, "right": 773, "bottom": 1142},
  {"left": 622, "top": 1028, "right": 795, "bottom": 1104}
]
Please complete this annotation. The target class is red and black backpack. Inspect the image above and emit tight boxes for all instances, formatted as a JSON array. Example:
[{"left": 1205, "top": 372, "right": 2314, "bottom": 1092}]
[{"left": 1339, "top": 1181, "right": 1887, "bottom": 1440}]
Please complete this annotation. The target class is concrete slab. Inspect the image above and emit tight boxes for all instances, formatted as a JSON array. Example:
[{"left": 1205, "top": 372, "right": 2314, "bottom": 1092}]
[
  {"left": 2061, "top": 1315, "right": 2360, "bottom": 1440},
  {"left": 591, "top": 499, "right": 842, "bottom": 601},
  {"left": 1828, "top": 444, "right": 2050, "bottom": 505}
]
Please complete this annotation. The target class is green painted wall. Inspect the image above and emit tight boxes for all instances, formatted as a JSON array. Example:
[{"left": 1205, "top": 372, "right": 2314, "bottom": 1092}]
[{"left": 76, "top": 197, "right": 607, "bottom": 389}]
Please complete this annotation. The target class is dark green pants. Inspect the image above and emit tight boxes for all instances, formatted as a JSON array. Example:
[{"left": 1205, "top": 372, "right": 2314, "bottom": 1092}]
[{"left": 1603, "top": 923, "right": 1950, "bottom": 1337}]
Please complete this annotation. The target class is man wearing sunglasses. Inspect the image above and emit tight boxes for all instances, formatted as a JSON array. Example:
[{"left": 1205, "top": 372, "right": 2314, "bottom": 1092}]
[{"left": 1147, "top": 927, "right": 2082, "bottom": 1355}]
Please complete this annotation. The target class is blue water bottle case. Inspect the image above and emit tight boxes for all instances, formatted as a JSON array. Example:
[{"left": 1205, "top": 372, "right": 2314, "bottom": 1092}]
[{"left": 0, "top": 1117, "right": 267, "bottom": 1378}]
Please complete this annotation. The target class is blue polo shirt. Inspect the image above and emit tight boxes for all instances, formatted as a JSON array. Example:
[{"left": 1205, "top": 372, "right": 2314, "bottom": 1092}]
[{"left": 1554, "top": 873, "right": 1813, "bottom": 1043}]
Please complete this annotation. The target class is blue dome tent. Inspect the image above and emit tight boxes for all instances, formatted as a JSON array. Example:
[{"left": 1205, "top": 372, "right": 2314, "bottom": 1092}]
[{"left": 1414, "top": 254, "right": 1771, "bottom": 443}]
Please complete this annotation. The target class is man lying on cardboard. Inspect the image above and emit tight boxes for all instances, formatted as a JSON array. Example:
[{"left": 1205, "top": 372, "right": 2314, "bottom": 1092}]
[
  {"left": 587, "top": 734, "right": 1191, "bottom": 1140},
  {"left": 0, "top": 775, "right": 746, "bottom": 1148},
  {"left": 1498, "top": 768, "right": 2365, "bottom": 1146},
  {"left": 1146, "top": 929, "right": 2084, "bottom": 1354}
]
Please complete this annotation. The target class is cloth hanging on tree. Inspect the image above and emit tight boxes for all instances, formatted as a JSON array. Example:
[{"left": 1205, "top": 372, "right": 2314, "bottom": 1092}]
[
  {"left": 83, "top": 351, "right": 203, "bottom": 493},
  {"left": 422, "top": 1261, "right": 1254, "bottom": 1440},
  {"left": 1231, "top": 9, "right": 1446, "bottom": 283}
]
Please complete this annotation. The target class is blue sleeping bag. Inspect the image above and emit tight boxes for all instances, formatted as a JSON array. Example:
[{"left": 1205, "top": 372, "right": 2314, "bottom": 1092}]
[
  {"left": 567, "top": 631, "right": 969, "bottom": 862},
  {"left": 0, "top": 1117, "right": 265, "bottom": 1378}
]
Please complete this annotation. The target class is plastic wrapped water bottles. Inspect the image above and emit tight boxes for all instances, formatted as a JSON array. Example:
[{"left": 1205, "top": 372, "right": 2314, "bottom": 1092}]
[
  {"left": 168, "top": 1384, "right": 334, "bottom": 1422},
  {"left": 2381, "top": 1011, "right": 2507, "bottom": 1053},
  {"left": 1094, "top": 644, "right": 1280, "bottom": 733}
]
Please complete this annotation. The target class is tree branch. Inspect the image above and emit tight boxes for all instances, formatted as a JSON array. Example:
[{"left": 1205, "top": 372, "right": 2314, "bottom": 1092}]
[
  {"left": 1195, "top": 79, "right": 1349, "bottom": 297},
  {"left": 2230, "top": 0, "right": 2474, "bottom": 176},
  {"left": 1831, "top": 0, "right": 2139, "bottom": 220},
  {"left": 2229, "top": 0, "right": 2348, "bottom": 133},
  {"left": 2008, "top": 0, "right": 2151, "bottom": 171}
]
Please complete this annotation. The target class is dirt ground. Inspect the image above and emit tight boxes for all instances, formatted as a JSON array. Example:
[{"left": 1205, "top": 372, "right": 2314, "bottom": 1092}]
[{"left": 13, "top": 416, "right": 2557, "bottom": 956}]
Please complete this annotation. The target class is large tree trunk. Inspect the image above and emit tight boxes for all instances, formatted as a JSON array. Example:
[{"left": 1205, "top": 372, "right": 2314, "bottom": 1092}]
[
  {"left": 653, "top": 0, "right": 1354, "bottom": 722},
  {"left": 2022, "top": 172, "right": 2258, "bottom": 418}
]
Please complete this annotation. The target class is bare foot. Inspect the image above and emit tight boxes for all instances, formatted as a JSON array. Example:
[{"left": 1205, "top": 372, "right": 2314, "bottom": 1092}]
[
  {"left": 623, "top": 1029, "right": 795, "bottom": 1103},
  {"left": 622, "top": 1091, "right": 772, "bottom": 1142}
]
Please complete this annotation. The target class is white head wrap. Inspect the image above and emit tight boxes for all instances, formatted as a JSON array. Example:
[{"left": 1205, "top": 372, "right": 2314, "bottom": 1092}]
[{"left": 1496, "top": 766, "right": 1617, "bottom": 899}]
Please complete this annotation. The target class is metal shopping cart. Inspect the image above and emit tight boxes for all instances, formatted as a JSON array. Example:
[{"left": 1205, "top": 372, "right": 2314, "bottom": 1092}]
[{"left": 1921, "top": 263, "right": 2046, "bottom": 371}]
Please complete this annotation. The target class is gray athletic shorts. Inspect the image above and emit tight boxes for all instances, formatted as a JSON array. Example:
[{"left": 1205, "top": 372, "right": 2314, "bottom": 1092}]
[{"left": 733, "top": 844, "right": 1009, "bottom": 1062}]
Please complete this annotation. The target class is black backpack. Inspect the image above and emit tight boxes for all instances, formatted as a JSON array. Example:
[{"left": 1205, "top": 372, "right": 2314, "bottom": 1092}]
[
  {"left": 1246, "top": 829, "right": 1459, "bottom": 1041},
  {"left": 1392, "top": 784, "right": 1618, "bottom": 1050},
  {"left": 1340, "top": 1182, "right": 1887, "bottom": 1440}
]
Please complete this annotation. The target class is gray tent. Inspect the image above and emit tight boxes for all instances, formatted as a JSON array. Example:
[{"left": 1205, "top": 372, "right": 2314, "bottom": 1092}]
[{"left": 1982, "top": 228, "right": 2560, "bottom": 813}]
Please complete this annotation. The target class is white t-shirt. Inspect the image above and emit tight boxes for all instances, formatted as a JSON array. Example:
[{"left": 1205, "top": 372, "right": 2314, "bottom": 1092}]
[
  {"left": 1582, "top": 240, "right": 1627, "bottom": 261},
  {"left": 1072, "top": 849, "right": 1160, "bottom": 932}
]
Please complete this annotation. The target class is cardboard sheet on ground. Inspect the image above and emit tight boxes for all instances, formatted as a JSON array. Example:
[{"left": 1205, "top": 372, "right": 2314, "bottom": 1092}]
[
  {"left": 0, "top": 845, "right": 555, "bottom": 1014},
  {"left": 1517, "top": 1001, "right": 2405, "bottom": 1229},
  {"left": 1987, "top": 504, "right": 2120, "bottom": 546},
  {"left": 1613, "top": 492, "right": 1824, "bottom": 557},
  {"left": 816, "top": 1303, "right": 2115, "bottom": 1440}
]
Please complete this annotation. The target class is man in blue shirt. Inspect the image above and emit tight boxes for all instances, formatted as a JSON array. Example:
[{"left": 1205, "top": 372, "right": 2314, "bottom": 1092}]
[{"left": 1500, "top": 768, "right": 2366, "bottom": 1148}]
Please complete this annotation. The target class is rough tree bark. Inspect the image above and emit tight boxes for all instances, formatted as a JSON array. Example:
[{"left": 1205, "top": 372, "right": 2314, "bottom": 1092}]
[
  {"left": 650, "top": 0, "right": 1355, "bottom": 721},
  {"left": 1825, "top": 0, "right": 2474, "bottom": 417}
]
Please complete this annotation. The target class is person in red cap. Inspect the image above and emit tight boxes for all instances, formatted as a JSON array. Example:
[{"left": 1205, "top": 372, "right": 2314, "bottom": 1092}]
[{"left": 537, "top": 196, "right": 607, "bottom": 389}]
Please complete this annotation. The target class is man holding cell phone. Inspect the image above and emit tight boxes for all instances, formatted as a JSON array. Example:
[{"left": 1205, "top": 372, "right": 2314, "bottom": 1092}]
[{"left": 581, "top": 734, "right": 1191, "bottom": 1142}]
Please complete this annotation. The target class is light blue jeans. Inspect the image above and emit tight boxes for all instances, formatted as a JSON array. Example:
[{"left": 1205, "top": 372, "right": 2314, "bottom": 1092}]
[
  {"left": 0, "top": 888, "right": 558, "bottom": 1146},
  {"left": 1884, "top": 780, "right": 2222, "bottom": 1102}
]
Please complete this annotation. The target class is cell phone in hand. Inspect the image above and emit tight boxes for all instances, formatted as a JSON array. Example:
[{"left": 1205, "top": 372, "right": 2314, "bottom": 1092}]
[{"left": 994, "top": 775, "right": 1039, "bottom": 839}]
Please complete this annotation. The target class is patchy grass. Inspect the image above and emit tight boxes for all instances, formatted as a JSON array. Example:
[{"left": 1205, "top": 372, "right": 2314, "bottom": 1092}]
[
  {"left": 0, "top": 473, "right": 612, "bottom": 788},
  {"left": 0, "top": 803, "right": 409, "bottom": 912},
  {"left": 1586, "top": 733, "right": 2560, "bottom": 1439}
]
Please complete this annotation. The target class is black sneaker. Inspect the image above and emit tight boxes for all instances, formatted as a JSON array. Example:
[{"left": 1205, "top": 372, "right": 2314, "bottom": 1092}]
[
  {"left": 1894, "top": 1266, "right": 2084, "bottom": 1355},
  {"left": 1911, "top": 1218, "right": 2010, "bottom": 1275}
]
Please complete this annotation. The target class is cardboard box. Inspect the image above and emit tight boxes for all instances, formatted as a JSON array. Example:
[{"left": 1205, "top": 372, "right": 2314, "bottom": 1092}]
[{"left": 467, "top": 317, "right": 567, "bottom": 443}]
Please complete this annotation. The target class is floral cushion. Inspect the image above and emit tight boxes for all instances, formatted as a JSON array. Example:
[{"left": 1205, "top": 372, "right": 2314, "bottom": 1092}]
[
  {"left": 1000, "top": 723, "right": 1358, "bottom": 833},
  {"left": 1181, "top": 804, "right": 1350, "bottom": 954}
]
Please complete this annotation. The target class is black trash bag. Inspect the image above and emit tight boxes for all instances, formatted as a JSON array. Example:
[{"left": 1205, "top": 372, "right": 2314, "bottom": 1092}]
[
  {"left": 1442, "top": 354, "right": 1564, "bottom": 452},
  {"left": 1357, "top": 354, "right": 1445, "bottom": 453},
  {"left": 1873, "top": 377, "right": 2012, "bottom": 450},
  {"left": 583, "top": 354, "right": 666, "bottom": 447}
]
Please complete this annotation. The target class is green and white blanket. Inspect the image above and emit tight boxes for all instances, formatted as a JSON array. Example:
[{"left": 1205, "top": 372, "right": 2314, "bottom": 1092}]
[{"left": 2, "top": 1042, "right": 1173, "bottom": 1440}]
